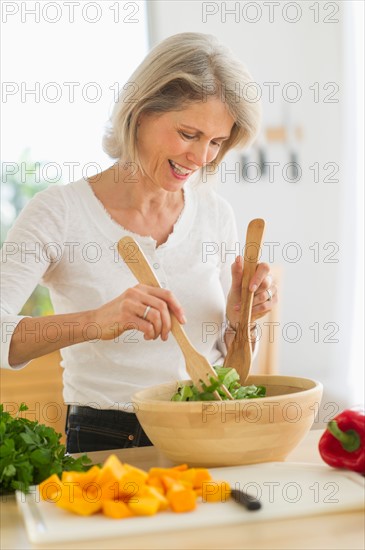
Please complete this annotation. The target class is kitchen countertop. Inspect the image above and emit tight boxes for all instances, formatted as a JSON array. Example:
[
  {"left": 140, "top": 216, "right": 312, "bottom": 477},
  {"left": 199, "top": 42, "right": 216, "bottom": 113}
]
[{"left": 1, "top": 429, "right": 364, "bottom": 550}]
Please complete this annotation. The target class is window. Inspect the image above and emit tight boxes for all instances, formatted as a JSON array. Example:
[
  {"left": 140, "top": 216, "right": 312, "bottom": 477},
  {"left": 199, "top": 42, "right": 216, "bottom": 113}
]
[
  {"left": 1, "top": 0, "right": 149, "bottom": 313},
  {"left": 2, "top": 1, "right": 148, "bottom": 180}
]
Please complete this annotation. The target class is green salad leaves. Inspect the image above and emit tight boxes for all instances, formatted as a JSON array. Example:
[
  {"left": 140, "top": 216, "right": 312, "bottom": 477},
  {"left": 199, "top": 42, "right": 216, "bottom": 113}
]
[
  {"left": 0, "top": 403, "right": 92, "bottom": 494},
  {"left": 171, "top": 366, "right": 266, "bottom": 401}
]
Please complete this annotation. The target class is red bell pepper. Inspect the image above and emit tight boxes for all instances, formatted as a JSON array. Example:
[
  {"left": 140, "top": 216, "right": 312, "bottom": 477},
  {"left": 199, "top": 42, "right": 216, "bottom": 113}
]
[{"left": 319, "top": 408, "right": 365, "bottom": 474}]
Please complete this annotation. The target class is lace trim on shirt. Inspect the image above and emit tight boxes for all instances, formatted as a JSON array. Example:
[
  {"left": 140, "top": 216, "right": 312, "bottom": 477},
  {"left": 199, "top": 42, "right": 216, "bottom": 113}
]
[{"left": 84, "top": 179, "right": 187, "bottom": 248}]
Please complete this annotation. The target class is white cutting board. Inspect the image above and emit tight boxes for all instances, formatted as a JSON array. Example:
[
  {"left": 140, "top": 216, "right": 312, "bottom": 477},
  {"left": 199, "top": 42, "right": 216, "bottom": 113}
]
[{"left": 16, "top": 462, "right": 364, "bottom": 545}]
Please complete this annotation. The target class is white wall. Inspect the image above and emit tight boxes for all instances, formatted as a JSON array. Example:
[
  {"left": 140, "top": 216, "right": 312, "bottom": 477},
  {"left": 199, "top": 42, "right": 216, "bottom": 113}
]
[
  {"left": 147, "top": 0, "right": 361, "bottom": 418},
  {"left": 2, "top": 1, "right": 149, "bottom": 181}
]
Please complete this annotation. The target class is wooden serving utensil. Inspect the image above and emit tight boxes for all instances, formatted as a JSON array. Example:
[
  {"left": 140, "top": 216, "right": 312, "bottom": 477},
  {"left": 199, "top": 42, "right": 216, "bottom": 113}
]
[
  {"left": 118, "top": 236, "right": 234, "bottom": 401},
  {"left": 223, "top": 219, "right": 266, "bottom": 383}
]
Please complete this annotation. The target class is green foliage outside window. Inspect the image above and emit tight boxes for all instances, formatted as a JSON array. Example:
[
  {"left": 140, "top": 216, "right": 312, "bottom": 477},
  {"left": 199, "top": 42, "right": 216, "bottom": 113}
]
[{"left": 1, "top": 150, "right": 57, "bottom": 316}]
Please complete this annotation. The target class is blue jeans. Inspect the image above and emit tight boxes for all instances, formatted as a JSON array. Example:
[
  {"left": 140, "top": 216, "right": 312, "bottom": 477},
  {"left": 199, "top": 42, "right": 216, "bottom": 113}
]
[{"left": 65, "top": 406, "right": 153, "bottom": 453}]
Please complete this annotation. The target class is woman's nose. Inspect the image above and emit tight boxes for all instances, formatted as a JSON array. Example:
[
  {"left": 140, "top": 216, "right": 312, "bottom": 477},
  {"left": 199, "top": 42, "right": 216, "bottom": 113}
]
[{"left": 186, "top": 141, "right": 215, "bottom": 167}]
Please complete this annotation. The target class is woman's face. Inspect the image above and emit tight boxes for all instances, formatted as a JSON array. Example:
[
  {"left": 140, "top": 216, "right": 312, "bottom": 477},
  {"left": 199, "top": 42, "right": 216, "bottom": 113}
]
[{"left": 135, "top": 98, "right": 235, "bottom": 192}]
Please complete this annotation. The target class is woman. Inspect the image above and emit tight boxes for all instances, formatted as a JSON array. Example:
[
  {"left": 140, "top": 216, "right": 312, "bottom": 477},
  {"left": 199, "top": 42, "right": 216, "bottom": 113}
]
[{"left": 1, "top": 33, "right": 277, "bottom": 452}]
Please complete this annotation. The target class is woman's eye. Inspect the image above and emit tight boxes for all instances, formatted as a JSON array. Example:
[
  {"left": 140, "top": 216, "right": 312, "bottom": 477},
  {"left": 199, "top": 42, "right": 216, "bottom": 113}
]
[
  {"left": 180, "top": 131, "right": 222, "bottom": 148},
  {"left": 180, "top": 132, "right": 195, "bottom": 140}
]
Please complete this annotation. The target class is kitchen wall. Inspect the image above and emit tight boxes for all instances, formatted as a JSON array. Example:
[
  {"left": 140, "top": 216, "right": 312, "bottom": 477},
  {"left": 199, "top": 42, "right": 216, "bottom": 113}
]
[{"left": 146, "top": 0, "right": 362, "bottom": 420}]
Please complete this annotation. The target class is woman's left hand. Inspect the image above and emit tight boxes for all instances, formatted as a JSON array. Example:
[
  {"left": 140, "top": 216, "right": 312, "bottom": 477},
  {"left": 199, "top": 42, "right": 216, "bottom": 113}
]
[{"left": 226, "top": 257, "right": 278, "bottom": 328}]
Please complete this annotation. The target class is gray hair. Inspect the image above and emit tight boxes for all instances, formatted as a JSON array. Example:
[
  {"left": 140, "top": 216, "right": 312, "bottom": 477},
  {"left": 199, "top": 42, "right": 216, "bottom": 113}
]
[{"left": 103, "top": 32, "right": 261, "bottom": 173}]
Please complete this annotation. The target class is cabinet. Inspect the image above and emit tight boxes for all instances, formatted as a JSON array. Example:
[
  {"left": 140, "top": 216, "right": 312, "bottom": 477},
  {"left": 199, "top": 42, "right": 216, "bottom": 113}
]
[{"left": 0, "top": 351, "right": 67, "bottom": 443}]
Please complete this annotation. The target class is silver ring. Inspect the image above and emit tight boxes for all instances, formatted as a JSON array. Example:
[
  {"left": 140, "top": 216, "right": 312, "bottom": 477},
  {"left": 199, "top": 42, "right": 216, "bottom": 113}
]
[
  {"left": 142, "top": 305, "right": 151, "bottom": 320},
  {"left": 266, "top": 289, "right": 273, "bottom": 302}
]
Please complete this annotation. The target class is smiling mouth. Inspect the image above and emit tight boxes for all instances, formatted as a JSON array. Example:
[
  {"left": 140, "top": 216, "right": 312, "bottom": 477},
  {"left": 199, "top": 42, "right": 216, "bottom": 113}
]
[{"left": 168, "top": 160, "right": 193, "bottom": 176}]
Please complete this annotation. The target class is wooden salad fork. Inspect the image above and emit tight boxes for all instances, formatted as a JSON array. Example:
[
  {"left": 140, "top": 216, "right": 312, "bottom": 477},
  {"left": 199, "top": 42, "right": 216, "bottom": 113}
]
[
  {"left": 223, "top": 218, "right": 266, "bottom": 383},
  {"left": 118, "top": 236, "right": 233, "bottom": 401}
]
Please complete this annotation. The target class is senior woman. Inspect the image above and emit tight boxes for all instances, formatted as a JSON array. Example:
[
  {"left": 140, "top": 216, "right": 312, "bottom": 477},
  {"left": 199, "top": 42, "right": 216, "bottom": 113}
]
[{"left": 1, "top": 33, "right": 277, "bottom": 452}]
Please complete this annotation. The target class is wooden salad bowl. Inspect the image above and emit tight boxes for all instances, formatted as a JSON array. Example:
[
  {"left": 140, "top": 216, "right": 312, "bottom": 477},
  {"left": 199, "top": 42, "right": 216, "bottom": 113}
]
[{"left": 132, "top": 375, "right": 323, "bottom": 467}]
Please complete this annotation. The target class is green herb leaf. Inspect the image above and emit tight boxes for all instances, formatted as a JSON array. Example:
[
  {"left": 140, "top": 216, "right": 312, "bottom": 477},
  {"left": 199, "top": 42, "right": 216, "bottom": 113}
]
[
  {"left": 0, "top": 403, "right": 92, "bottom": 494},
  {"left": 170, "top": 367, "right": 266, "bottom": 402}
]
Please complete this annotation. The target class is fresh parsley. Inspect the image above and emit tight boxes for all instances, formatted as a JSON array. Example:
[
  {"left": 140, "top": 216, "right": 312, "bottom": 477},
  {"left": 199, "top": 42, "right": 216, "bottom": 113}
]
[{"left": 0, "top": 403, "right": 92, "bottom": 494}]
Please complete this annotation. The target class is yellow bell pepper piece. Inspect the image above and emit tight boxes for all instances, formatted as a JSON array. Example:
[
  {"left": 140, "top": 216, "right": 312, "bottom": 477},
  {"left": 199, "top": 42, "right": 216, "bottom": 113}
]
[
  {"left": 128, "top": 495, "right": 160, "bottom": 516},
  {"left": 102, "top": 500, "right": 134, "bottom": 519},
  {"left": 167, "top": 484, "right": 197, "bottom": 513},
  {"left": 202, "top": 480, "right": 231, "bottom": 502},
  {"left": 39, "top": 473, "right": 62, "bottom": 502},
  {"left": 62, "top": 465, "right": 100, "bottom": 487}
]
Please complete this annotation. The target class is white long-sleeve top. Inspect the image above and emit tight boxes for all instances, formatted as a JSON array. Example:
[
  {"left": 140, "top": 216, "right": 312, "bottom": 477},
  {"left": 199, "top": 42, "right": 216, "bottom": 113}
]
[{"left": 0, "top": 178, "right": 238, "bottom": 409}]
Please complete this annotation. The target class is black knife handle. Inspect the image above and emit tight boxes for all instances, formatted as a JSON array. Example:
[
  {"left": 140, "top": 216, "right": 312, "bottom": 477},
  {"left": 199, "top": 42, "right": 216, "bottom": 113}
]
[{"left": 231, "top": 488, "right": 262, "bottom": 511}]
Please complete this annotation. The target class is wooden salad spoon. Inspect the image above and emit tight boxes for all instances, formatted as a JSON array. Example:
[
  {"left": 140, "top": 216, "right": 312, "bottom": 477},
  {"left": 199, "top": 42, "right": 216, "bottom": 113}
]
[
  {"left": 118, "top": 236, "right": 234, "bottom": 400},
  {"left": 223, "top": 218, "right": 266, "bottom": 383}
]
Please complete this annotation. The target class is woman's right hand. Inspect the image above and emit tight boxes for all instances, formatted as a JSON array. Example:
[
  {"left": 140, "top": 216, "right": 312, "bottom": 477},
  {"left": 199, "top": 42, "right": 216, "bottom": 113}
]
[{"left": 93, "top": 284, "right": 186, "bottom": 342}]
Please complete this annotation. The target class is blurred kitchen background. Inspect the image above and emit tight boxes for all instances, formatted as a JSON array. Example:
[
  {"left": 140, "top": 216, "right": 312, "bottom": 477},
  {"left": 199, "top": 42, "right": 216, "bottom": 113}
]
[{"left": 1, "top": 1, "right": 364, "bottom": 421}]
